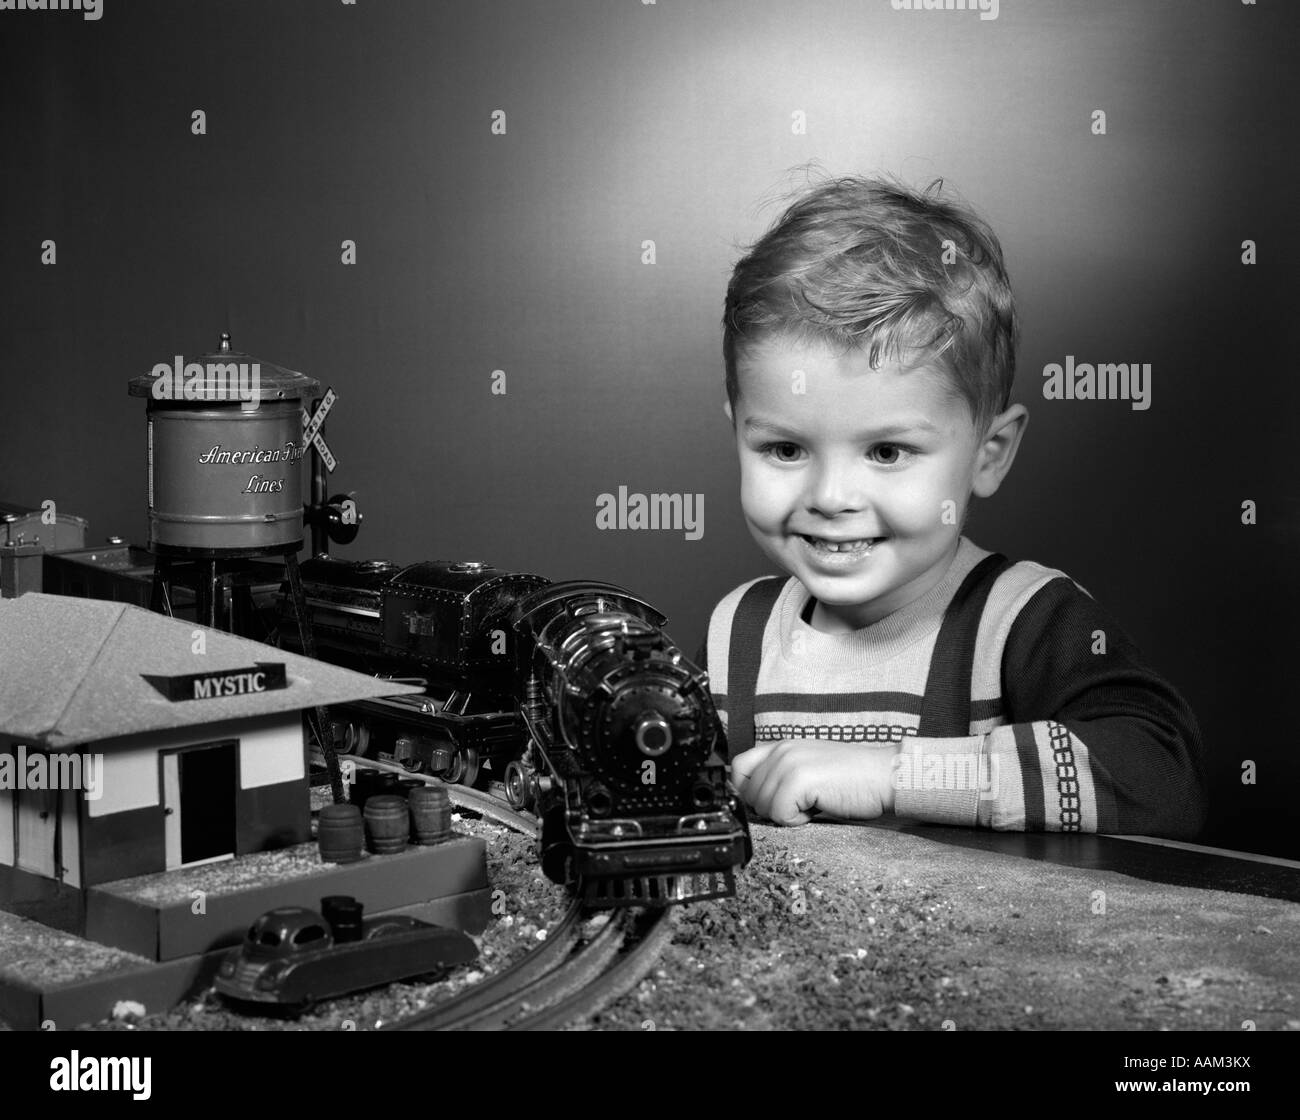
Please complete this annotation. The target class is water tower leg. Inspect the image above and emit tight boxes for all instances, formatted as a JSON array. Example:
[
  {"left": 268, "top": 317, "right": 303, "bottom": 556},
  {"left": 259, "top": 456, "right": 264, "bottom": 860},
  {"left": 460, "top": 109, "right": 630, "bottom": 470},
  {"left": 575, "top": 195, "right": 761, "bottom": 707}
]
[
  {"left": 285, "top": 550, "right": 344, "bottom": 804},
  {"left": 195, "top": 558, "right": 220, "bottom": 629},
  {"left": 150, "top": 556, "right": 175, "bottom": 617}
]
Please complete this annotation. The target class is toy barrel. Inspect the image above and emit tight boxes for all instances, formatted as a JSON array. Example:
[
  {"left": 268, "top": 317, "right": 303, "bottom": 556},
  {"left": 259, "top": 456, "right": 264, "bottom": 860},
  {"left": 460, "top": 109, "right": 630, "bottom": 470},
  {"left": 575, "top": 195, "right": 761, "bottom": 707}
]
[
  {"left": 364, "top": 795, "right": 410, "bottom": 854},
  {"left": 321, "top": 895, "right": 364, "bottom": 943},
  {"left": 318, "top": 803, "right": 365, "bottom": 864},
  {"left": 409, "top": 784, "right": 452, "bottom": 845},
  {"left": 351, "top": 769, "right": 400, "bottom": 810}
]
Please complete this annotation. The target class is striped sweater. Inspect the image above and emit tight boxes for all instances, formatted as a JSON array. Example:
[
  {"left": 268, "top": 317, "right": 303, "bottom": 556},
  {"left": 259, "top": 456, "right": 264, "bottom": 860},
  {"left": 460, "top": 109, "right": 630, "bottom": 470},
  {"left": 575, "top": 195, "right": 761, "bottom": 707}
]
[{"left": 701, "top": 536, "right": 1207, "bottom": 839}]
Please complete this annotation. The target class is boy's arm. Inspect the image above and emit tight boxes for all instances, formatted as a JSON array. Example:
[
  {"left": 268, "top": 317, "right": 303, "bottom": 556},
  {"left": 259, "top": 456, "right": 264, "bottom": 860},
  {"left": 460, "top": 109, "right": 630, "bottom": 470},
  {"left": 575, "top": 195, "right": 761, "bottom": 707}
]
[{"left": 894, "top": 577, "right": 1208, "bottom": 840}]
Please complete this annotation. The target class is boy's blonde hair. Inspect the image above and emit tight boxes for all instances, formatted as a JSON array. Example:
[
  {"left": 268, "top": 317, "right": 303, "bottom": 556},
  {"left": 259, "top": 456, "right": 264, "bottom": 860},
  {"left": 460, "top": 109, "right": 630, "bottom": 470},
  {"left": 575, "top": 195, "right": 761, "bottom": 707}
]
[{"left": 722, "top": 175, "right": 1019, "bottom": 435}]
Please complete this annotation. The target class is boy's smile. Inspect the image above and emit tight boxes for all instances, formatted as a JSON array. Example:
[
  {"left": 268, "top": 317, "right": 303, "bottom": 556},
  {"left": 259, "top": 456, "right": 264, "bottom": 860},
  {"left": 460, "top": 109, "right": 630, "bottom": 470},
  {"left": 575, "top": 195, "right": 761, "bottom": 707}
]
[{"left": 728, "top": 334, "right": 1022, "bottom": 633}]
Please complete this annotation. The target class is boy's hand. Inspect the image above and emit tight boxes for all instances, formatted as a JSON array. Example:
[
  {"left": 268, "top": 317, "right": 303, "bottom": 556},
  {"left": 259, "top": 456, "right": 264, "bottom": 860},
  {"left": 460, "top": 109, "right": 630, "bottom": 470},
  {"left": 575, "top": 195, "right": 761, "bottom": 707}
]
[{"left": 730, "top": 739, "right": 899, "bottom": 826}]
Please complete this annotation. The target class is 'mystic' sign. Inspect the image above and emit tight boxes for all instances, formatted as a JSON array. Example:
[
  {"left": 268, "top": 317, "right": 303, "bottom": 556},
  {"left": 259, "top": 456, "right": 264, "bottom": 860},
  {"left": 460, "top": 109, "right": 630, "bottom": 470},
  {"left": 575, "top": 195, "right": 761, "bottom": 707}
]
[{"left": 143, "top": 662, "right": 288, "bottom": 702}]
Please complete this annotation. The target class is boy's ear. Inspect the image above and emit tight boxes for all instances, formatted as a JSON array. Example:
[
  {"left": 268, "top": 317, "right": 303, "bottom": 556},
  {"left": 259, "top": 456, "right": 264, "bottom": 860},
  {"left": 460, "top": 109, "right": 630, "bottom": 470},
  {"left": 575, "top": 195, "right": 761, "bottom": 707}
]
[
  {"left": 972, "top": 404, "right": 1028, "bottom": 499},
  {"left": 723, "top": 400, "right": 734, "bottom": 425}
]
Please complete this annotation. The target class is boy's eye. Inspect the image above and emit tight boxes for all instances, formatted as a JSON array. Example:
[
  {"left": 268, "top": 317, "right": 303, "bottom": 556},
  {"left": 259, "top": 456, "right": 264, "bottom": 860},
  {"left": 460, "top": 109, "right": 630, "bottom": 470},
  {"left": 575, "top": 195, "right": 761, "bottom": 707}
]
[
  {"left": 760, "top": 442, "right": 803, "bottom": 462},
  {"left": 869, "top": 443, "right": 910, "bottom": 465}
]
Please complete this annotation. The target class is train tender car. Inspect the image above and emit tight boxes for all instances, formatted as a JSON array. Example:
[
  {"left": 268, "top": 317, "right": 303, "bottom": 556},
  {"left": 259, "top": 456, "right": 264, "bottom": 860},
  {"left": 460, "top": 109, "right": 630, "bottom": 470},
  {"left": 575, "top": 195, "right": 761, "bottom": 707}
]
[
  {"left": 215, "top": 896, "right": 477, "bottom": 1014},
  {"left": 279, "top": 556, "right": 549, "bottom": 785},
  {"left": 279, "top": 557, "right": 752, "bottom": 907}
]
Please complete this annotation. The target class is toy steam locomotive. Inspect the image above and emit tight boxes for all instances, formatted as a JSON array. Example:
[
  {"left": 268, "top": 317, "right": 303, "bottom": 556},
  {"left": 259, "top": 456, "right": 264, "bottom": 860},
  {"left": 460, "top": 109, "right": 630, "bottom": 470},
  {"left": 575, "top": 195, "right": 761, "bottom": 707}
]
[{"left": 278, "top": 556, "right": 751, "bottom": 907}]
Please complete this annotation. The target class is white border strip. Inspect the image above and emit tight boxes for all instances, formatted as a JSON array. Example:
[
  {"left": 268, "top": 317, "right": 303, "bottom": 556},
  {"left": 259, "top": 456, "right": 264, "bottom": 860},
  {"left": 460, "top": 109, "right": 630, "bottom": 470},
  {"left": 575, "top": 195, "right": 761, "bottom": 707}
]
[{"left": 1110, "top": 834, "right": 1300, "bottom": 871}]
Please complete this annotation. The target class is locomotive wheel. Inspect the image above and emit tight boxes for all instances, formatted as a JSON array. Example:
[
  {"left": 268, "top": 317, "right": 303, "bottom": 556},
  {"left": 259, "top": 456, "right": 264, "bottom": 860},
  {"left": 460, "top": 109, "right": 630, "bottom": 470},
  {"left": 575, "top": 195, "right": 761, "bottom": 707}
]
[
  {"left": 342, "top": 721, "right": 370, "bottom": 757},
  {"left": 324, "top": 718, "right": 350, "bottom": 754},
  {"left": 444, "top": 745, "right": 480, "bottom": 787},
  {"left": 504, "top": 760, "right": 531, "bottom": 810}
]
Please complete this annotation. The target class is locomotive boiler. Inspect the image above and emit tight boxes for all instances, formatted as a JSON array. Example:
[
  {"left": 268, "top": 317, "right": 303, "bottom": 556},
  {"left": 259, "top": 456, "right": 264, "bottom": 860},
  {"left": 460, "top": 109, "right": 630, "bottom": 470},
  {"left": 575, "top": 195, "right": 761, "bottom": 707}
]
[{"left": 278, "top": 556, "right": 751, "bottom": 906}]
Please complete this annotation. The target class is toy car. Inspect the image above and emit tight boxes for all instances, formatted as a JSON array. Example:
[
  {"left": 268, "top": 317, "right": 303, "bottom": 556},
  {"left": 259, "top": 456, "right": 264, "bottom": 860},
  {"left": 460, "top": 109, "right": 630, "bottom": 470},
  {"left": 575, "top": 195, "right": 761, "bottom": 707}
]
[{"left": 214, "top": 896, "right": 478, "bottom": 1014}]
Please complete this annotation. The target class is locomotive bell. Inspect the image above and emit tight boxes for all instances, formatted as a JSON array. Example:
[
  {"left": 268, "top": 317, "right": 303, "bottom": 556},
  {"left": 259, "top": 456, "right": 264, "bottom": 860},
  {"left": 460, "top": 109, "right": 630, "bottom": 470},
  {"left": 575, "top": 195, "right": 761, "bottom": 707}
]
[{"left": 127, "top": 332, "right": 320, "bottom": 555}]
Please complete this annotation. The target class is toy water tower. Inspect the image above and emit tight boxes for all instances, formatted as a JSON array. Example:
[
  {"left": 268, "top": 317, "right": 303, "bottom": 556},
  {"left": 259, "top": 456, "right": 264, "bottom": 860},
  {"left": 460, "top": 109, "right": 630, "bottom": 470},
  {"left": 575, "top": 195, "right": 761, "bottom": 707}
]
[{"left": 127, "top": 332, "right": 322, "bottom": 637}]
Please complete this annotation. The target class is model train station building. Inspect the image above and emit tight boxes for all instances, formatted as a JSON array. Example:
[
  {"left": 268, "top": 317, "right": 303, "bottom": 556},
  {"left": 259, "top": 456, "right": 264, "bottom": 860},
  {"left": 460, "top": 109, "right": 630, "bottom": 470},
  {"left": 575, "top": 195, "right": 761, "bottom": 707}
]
[{"left": 0, "top": 592, "right": 420, "bottom": 906}]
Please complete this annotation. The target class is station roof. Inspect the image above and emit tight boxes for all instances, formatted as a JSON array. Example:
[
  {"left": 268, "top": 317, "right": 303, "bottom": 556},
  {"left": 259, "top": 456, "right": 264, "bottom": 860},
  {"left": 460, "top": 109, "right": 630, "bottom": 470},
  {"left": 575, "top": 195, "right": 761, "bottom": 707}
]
[{"left": 0, "top": 592, "right": 421, "bottom": 749}]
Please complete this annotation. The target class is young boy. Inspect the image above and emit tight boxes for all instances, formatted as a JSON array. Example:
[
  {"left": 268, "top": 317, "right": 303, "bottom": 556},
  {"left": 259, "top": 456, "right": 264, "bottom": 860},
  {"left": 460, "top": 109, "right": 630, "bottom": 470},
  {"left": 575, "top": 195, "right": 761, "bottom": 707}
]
[{"left": 702, "top": 176, "right": 1207, "bottom": 840}]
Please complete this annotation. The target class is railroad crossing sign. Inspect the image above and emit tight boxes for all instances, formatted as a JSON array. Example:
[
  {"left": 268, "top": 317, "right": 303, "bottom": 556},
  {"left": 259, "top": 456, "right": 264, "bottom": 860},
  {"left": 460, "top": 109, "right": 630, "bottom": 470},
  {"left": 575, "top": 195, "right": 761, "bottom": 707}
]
[{"left": 302, "top": 388, "right": 338, "bottom": 473}]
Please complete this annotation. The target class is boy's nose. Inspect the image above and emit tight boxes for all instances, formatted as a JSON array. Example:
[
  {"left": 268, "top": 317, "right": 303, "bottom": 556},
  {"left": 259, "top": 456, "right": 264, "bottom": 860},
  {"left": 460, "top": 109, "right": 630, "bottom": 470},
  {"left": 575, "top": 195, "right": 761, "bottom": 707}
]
[{"left": 806, "top": 461, "right": 867, "bottom": 516}]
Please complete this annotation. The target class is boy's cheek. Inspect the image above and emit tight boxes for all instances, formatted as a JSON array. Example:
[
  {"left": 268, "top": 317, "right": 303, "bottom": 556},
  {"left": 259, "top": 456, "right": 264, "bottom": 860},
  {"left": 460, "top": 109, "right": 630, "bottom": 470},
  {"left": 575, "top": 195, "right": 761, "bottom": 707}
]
[
  {"left": 738, "top": 477, "right": 784, "bottom": 525},
  {"left": 888, "top": 466, "right": 969, "bottom": 531}
]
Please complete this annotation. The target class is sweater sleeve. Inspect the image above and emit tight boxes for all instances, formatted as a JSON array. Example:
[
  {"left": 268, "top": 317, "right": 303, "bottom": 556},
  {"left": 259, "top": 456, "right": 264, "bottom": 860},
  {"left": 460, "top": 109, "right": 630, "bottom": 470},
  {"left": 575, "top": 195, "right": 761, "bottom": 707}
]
[{"left": 893, "top": 577, "right": 1208, "bottom": 840}]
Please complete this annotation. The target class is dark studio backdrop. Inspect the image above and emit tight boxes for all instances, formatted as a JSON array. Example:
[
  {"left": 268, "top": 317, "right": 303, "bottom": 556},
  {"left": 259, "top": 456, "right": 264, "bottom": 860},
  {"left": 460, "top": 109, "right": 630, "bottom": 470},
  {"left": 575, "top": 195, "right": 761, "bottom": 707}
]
[{"left": 0, "top": 1, "right": 1295, "bottom": 857}]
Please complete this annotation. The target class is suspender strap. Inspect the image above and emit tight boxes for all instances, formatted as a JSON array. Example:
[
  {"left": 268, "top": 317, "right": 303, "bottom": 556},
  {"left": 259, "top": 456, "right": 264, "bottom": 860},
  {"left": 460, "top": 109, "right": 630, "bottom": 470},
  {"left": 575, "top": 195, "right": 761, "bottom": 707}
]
[
  {"left": 917, "top": 553, "right": 1012, "bottom": 738},
  {"left": 724, "top": 576, "right": 786, "bottom": 757},
  {"left": 725, "top": 553, "right": 1011, "bottom": 752}
]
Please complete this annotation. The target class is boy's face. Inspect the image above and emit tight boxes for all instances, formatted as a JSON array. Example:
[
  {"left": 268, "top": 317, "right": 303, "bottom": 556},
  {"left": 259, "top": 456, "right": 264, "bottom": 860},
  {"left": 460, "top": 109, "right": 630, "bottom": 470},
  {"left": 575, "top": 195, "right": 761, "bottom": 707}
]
[{"left": 728, "top": 333, "right": 1010, "bottom": 633}]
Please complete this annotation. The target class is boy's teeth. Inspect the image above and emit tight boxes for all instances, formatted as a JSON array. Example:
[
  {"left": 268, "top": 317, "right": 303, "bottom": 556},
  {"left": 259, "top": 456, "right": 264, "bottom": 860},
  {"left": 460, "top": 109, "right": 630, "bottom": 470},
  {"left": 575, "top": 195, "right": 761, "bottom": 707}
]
[{"left": 805, "top": 536, "right": 877, "bottom": 552}]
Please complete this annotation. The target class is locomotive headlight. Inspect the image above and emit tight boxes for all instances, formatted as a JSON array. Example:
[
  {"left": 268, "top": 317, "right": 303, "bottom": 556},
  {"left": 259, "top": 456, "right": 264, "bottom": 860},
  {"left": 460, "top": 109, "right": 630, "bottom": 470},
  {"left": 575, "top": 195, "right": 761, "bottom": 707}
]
[{"left": 634, "top": 711, "right": 673, "bottom": 757}]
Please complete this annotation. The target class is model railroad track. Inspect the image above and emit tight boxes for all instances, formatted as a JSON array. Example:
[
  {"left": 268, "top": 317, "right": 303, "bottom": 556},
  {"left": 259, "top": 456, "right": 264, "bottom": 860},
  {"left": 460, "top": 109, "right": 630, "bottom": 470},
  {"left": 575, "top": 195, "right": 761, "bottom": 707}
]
[
  {"left": 321, "top": 755, "right": 674, "bottom": 1030},
  {"left": 383, "top": 902, "right": 674, "bottom": 1031},
  {"left": 441, "top": 778, "right": 540, "bottom": 840},
  {"left": 502, "top": 905, "right": 676, "bottom": 1031}
]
